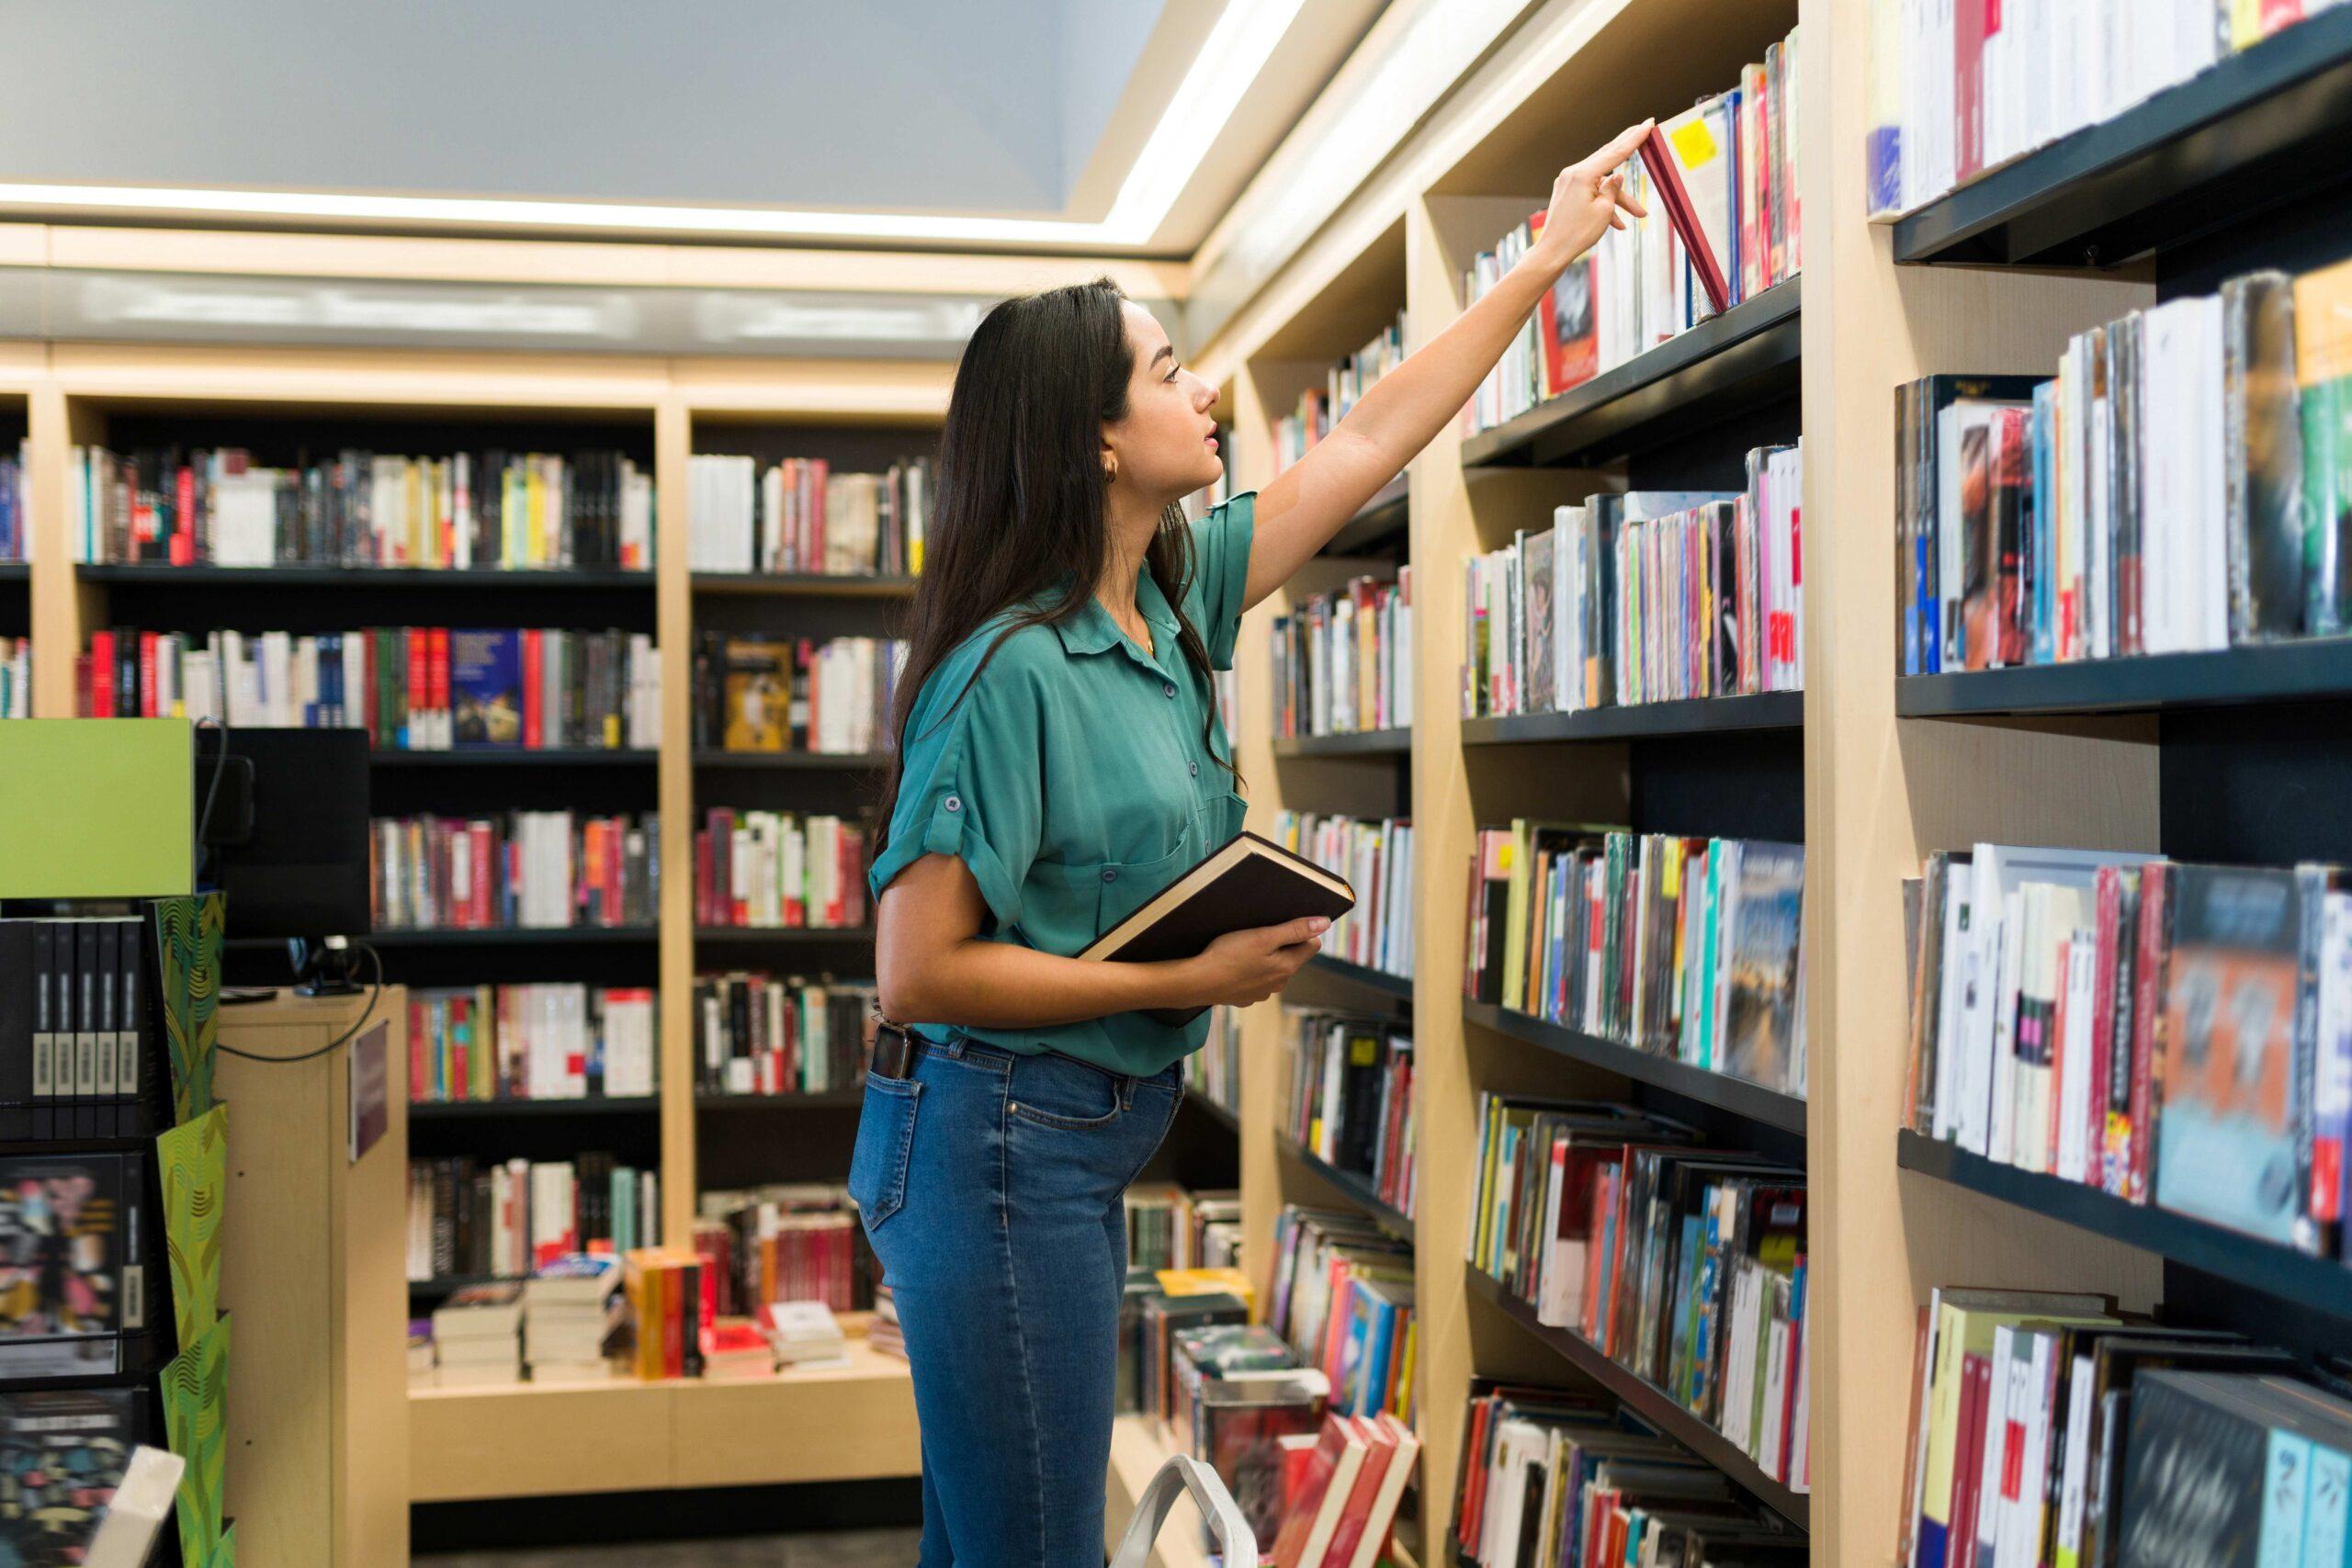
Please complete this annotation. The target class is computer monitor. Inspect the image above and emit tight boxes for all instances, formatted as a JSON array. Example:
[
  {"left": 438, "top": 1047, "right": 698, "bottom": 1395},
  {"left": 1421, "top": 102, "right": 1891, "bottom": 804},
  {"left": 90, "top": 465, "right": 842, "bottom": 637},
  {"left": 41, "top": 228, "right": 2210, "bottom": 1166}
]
[{"left": 194, "top": 727, "right": 371, "bottom": 943}]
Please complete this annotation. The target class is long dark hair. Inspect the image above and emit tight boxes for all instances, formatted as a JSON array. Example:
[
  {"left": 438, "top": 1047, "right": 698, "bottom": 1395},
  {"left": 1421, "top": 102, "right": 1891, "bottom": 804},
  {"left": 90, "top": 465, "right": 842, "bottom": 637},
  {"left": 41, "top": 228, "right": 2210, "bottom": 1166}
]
[{"left": 874, "top": 276, "right": 1238, "bottom": 866}]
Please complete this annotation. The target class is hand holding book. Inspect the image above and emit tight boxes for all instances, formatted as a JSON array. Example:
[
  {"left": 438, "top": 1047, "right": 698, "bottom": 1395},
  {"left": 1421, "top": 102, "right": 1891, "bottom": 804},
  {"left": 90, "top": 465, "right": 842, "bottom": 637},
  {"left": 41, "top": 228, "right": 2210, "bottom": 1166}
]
[{"left": 1528, "top": 119, "right": 1656, "bottom": 272}]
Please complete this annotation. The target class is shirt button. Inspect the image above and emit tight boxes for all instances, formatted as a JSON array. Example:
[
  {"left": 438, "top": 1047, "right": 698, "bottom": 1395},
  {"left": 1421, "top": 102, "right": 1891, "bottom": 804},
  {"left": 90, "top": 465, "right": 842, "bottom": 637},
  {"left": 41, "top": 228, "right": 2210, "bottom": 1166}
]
[
  {"left": 1102, "top": 869, "right": 1117, "bottom": 884},
  {"left": 1188, "top": 761, "right": 1198, "bottom": 777},
  {"left": 1162, "top": 683, "right": 1177, "bottom": 698},
  {"left": 944, "top": 795, "right": 961, "bottom": 813}
]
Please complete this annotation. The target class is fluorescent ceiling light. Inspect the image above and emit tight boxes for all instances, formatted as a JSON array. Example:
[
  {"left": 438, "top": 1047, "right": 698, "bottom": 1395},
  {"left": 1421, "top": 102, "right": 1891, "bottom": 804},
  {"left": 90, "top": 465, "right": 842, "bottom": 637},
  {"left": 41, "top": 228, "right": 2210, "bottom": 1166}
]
[{"left": 0, "top": 0, "right": 1305, "bottom": 247}]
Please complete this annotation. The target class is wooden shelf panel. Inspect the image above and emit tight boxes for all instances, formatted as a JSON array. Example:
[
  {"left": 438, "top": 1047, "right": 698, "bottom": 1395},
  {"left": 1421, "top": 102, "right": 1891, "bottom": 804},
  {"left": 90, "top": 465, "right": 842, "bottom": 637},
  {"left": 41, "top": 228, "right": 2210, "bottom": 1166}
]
[
  {"left": 74, "top": 564, "right": 653, "bottom": 589},
  {"left": 1305, "top": 953, "right": 1414, "bottom": 998},
  {"left": 1323, "top": 473, "right": 1410, "bottom": 557},
  {"left": 408, "top": 1340, "right": 919, "bottom": 1501},
  {"left": 690, "top": 572, "right": 915, "bottom": 597},
  {"left": 1464, "top": 1265, "right": 1809, "bottom": 1532},
  {"left": 695, "top": 1089, "right": 865, "bottom": 1109},
  {"left": 1461, "top": 998, "right": 1808, "bottom": 1136},
  {"left": 694, "top": 926, "right": 876, "bottom": 945},
  {"left": 1272, "top": 728, "right": 1413, "bottom": 758},
  {"left": 1895, "top": 1130, "right": 2352, "bottom": 1320},
  {"left": 1462, "top": 692, "right": 1803, "bottom": 746},
  {"left": 1895, "top": 641, "right": 2352, "bottom": 717},
  {"left": 1892, "top": 6, "right": 2352, "bottom": 267},
  {"left": 409, "top": 1096, "right": 660, "bottom": 1121},
  {"left": 1278, "top": 1134, "right": 1414, "bottom": 1241},
  {"left": 692, "top": 749, "right": 888, "bottom": 769},
  {"left": 1458, "top": 280, "right": 1801, "bottom": 470}
]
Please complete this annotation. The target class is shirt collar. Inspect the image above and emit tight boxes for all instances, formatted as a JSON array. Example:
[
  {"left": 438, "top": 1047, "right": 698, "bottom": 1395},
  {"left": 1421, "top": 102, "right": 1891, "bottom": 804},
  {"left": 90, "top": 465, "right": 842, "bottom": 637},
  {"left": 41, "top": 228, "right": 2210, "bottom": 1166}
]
[{"left": 1046, "top": 564, "right": 1178, "bottom": 660}]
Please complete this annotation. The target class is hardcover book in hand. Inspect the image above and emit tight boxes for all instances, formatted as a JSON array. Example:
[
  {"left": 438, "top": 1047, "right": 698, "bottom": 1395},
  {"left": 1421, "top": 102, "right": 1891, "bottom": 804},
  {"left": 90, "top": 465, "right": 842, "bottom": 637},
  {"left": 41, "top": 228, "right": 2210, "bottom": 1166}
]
[{"left": 1077, "top": 830, "right": 1355, "bottom": 1027}]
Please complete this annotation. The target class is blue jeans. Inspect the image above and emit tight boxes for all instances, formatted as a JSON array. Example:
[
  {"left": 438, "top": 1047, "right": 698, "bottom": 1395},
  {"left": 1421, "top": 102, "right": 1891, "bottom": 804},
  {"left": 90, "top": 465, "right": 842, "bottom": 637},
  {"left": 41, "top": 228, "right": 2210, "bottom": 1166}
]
[{"left": 849, "top": 1032, "right": 1184, "bottom": 1568}]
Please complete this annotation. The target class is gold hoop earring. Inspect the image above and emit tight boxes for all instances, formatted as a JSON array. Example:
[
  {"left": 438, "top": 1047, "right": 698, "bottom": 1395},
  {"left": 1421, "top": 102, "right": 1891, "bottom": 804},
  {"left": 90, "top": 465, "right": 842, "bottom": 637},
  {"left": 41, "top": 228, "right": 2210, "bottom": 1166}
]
[{"left": 1103, "top": 459, "right": 1118, "bottom": 484}]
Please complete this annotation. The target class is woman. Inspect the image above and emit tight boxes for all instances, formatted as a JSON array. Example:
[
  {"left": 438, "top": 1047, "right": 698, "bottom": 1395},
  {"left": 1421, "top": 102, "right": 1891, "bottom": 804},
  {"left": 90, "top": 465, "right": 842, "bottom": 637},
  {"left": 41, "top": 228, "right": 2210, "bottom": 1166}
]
[{"left": 854, "top": 119, "right": 1653, "bottom": 1568}]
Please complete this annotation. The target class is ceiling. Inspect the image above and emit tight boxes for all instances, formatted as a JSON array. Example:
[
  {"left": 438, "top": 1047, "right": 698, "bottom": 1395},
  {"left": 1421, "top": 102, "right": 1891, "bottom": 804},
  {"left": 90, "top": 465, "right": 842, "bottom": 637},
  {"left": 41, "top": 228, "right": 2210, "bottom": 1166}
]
[{"left": 0, "top": 0, "right": 1385, "bottom": 254}]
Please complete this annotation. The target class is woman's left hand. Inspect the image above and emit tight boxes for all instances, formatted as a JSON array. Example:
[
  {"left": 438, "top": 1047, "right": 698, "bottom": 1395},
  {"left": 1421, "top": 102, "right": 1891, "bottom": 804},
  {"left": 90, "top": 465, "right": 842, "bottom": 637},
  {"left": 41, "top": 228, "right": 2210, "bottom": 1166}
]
[{"left": 1529, "top": 119, "right": 1656, "bottom": 272}]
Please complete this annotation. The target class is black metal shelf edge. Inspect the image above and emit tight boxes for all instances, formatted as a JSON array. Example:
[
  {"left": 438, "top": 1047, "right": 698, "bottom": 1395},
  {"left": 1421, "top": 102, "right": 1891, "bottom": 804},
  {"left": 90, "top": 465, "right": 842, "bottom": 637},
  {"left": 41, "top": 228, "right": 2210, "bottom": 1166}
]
[
  {"left": 1272, "top": 728, "right": 1413, "bottom": 759},
  {"left": 1465, "top": 1266, "right": 1811, "bottom": 1531},
  {"left": 1895, "top": 1130, "right": 2352, "bottom": 1319},
  {"left": 694, "top": 926, "right": 876, "bottom": 943},
  {"left": 1893, "top": 6, "right": 2352, "bottom": 268},
  {"left": 1459, "top": 280, "right": 1801, "bottom": 470},
  {"left": 409, "top": 1273, "right": 526, "bottom": 1295},
  {"left": 1461, "top": 998, "right": 1808, "bottom": 1136},
  {"left": 692, "top": 750, "right": 888, "bottom": 769},
  {"left": 74, "top": 564, "right": 653, "bottom": 588},
  {"left": 411, "top": 1096, "right": 661, "bottom": 1120},
  {"left": 0, "top": 563, "right": 27, "bottom": 583},
  {"left": 1463, "top": 691, "right": 1804, "bottom": 746},
  {"left": 1322, "top": 475, "right": 1410, "bottom": 557},
  {"left": 690, "top": 572, "right": 916, "bottom": 595},
  {"left": 368, "top": 926, "right": 658, "bottom": 947},
  {"left": 695, "top": 1089, "right": 865, "bottom": 1109},
  {"left": 371, "top": 749, "right": 657, "bottom": 767},
  {"left": 1895, "top": 640, "right": 2352, "bottom": 716},
  {"left": 1278, "top": 1134, "right": 1413, "bottom": 1241},
  {"left": 1187, "top": 1095, "right": 1241, "bottom": 1137},
  {"left": 1305, "top": 953, "right": 1413, "bottom": 998}
]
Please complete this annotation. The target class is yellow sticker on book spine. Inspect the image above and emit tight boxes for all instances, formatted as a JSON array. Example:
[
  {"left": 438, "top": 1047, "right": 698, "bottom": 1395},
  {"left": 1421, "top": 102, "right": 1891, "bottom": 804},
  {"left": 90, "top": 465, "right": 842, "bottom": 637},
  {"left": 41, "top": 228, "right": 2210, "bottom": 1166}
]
[{"left": 1669, "top": 117, "right": 1720, "bottom": 169}]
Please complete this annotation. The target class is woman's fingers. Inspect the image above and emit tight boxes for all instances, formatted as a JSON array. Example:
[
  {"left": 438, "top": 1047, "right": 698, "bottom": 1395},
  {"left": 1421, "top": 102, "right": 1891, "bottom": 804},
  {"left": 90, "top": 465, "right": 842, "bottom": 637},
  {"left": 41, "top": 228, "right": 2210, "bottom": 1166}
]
[{"left": 1591, "top": 118, "right": 1656, "bottom": 172}]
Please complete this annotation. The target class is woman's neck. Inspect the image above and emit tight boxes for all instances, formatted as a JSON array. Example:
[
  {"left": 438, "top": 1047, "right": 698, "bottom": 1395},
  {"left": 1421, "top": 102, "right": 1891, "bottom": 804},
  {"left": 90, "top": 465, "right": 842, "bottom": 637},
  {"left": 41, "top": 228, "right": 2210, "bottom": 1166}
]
[{"left": 1092, "top": 488, "right": 1166, "bottom": 618}]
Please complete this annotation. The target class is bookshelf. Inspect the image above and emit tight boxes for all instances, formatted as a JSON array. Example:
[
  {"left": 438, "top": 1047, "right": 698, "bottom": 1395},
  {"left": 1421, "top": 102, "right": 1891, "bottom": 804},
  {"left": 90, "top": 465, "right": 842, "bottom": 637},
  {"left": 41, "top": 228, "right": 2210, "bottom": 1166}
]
[{"left": 1276, "top": 1134, "right": 1416, "bottom": 1242}]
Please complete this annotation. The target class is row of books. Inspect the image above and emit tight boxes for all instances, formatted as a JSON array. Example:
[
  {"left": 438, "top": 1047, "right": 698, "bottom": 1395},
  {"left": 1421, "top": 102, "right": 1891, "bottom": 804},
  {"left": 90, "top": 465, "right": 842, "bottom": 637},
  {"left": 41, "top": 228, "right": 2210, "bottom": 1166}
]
[
  {"left": 691, "top": 632, "right": 903, "bottom": 755},
  {"left": 68, "top": 446, "right": 654, "bottom": 569},
  {"left": 1464, "top": 457, "right": 1804, "bottom": 721},
  {"left": 0, "top": 450, "right": 26, "bottom": 561},
  {"left": 1279, "top": 1008, "right": 1418, "bottom": 1221},
  {"left": 78, "top": 626, "right": 661, "bottom": 750},
  {"left": 0, "top": 1390, "right": 164, "bottom": 1561},
  {"left": 684, "top": 454, "right": 930, "bottom": 577},
  {"left": 370, "top": 811, "right": 660, "bottom": 931},
  {"left": 1264, "top": 1410, "right": 1422, "bottom": 1568},
  {"left": 1272, "top": 315, "right": 1406, "bottom": 473},
  {"left": 1467, "top": 825, "right": 1809, "bottom": 1099},
  {"left": 1904, "top": 846, "right": 2352, "bottom": 1258},
  {"left": 0, "top": 641, "right": 24, "bottom": 719},
  {"left": 1453, "top": 1382, "right": 1804, "bottom": 1567},
  {"left": 1184, "top": 1005, "right": 1242, "bottom": 1119},
  {"left": 1467, "top": 1093, "right": 1811, "bottom": 1489},
  {"left": 1466, "top": 28, "right": 1803, "bottom": 436},
  {"left": 694, "top": 809, "right": 869, "bottom": 931},
  {"left": 691, "top": 973, "right": 876, "bottom": 1098},
  {"left": 1125, "top": 1183, "right": 1241, "bottom": 1274},
  {"left": 1269, "top": 1206, "right": 1417, "bottom": 1425},
  {"left": 1895, "top": 1287, "right": 2352, "bottom": 1568},
  {"left": 1865, "top": 0, "right": 2344, "bottom": 220},
  {"left": 693, "top": 1182, "right": 871, "bottom": 1316},
  {"left": 404, "top": 1153, "right": 658, "bottom": 1282},
  {"left": 0, "top": 918, "right": 148, "bottom": 1107},
  {"left": 1271, "top": 811, "right": 1414, "bottom": 980},
  {"left": 0, "top": 1151, "right": 151, "bottom": 1378},
  {"left": 619, "top": 1247, "right": 707, "bottom": 1379},
  {"left": 1897, "top": 260, "right": 2352, "bottom": 674},
  {"left": 1271, "top": 569, "right": 1415, "bottom": 738},
  {"left": 407, "top": 985, "right": 657, "bottom": 1104}
]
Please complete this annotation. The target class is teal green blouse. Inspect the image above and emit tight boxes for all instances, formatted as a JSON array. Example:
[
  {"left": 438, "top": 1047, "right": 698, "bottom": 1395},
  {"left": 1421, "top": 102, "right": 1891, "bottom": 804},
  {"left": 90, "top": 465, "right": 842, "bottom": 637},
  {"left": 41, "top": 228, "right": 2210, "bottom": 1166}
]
[{"left": 867, "top": 493, "right": 1257, "bottom": 1077}]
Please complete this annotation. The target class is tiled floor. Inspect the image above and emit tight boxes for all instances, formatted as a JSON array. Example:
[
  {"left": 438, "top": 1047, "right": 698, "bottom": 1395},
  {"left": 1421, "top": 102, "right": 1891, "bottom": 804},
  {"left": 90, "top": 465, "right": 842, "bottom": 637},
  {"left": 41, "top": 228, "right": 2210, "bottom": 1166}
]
[{"left": 413, "top": 1527, "right": 921, "bottom": 1566}]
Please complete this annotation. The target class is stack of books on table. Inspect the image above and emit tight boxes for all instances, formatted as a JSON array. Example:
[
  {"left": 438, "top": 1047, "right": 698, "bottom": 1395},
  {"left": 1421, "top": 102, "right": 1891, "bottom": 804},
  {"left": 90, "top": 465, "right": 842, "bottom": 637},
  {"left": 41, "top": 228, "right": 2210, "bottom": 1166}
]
[
  {"left": 523, "top": 1255, "right": 621, "bottom": 1384},
  {"left": 428, "top": 1282, "right": 524, "bottom": 1388},
  {"left": 762, "top": 1302, "right": 850, "bottom": 1371},
  {"left": 701, "top": 1318, "right": 778, "bottom": 1381},
  {"left": 870, "top": 1284, "right": 905, "bottom": 1360},
  {"left": 407, "top": 1320, "right": 435, "bottom": 1382}
]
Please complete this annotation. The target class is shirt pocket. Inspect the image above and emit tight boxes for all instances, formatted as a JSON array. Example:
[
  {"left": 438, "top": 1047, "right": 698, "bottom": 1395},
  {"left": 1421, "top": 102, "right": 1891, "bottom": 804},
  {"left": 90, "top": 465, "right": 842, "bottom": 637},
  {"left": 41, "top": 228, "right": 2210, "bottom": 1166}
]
[
  {"left": 1193, "top": 787, "right": 1247, "bottom": 852},
  {"left": 1033, "top": 818, "right": 1200, "bottom": 948}
]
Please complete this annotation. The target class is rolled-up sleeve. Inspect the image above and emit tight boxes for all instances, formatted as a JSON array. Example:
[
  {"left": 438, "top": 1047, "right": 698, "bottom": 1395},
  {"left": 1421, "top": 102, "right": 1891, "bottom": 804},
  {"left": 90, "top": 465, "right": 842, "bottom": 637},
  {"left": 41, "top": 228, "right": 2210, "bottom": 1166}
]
[
  {"left": 866, "top": 661, "right": 1042, "bottom": 933},
  {"left": 1188, "top": 491, "right": 1256, "bottom": 671}
]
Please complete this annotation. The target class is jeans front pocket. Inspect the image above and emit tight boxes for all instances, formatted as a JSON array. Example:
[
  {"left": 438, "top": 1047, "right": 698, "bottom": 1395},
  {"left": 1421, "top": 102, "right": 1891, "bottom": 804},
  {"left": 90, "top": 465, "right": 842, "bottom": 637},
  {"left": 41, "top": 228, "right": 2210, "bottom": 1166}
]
[
  {"left": 1004, "top": 1050, "right": 1125, "bottom": 1130},
  {"left": 847, "top": 1072, "right": 922, "bottom": 1230}
]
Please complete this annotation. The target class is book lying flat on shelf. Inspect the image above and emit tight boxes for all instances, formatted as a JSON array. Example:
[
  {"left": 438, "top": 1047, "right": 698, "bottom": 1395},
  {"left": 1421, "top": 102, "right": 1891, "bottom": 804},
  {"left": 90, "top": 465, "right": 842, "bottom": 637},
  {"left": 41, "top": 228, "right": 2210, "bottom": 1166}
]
[{"left": 1077, "top": 830, "right": 1355, "bottom": 1027}]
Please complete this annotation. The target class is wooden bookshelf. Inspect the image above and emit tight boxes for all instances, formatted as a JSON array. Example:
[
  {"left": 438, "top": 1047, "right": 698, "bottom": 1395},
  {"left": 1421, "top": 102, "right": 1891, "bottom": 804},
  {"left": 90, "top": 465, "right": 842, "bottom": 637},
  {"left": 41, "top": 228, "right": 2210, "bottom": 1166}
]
[
  {"left": 1460, "top": 998, "right": 1808, "bottom": 1138},
  {"left": 691, "top": 749, "right": 889, "bottom": 769},
  {"left": 1895, "top": 642, "right": 2352, "bottom": 716},
  {"left": 369, "top": 749, "right": 659, "bottom": 767},
  {"left": 72, "top": 563, "right": 657, "bottom": 589},
  {"left": 1303, "top": 953, "right": 1413, "bottom": 998},
  {"left": 1272, "top": 728, "right": 1412, "bottom": 758},
  {"left": 1276, "top": 1134, "right": 1415, "bottom": 1241},
  {"left": 1323, "top": 472, "right": 1411, "bottom": 557},
  {"left": 409, "top": 1096, "right": 662, "bottom": 1122},
  {"left": 1460, "top": 692, "right": 1803, "bottom": 745}
]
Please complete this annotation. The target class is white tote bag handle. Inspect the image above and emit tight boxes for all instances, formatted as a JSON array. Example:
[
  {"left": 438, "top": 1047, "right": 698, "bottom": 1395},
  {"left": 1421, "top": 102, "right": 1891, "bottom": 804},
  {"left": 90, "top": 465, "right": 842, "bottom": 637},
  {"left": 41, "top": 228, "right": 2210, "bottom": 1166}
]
[{"left": 1110, "top": 1451, "right": 1261, "bottom": 1568}]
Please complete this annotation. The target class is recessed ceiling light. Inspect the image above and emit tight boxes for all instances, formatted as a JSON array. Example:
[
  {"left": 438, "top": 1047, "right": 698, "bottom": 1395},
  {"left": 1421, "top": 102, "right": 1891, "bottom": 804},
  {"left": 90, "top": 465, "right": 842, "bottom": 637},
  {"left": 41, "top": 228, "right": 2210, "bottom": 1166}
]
[{"left": 0, "top": 0, "right": 1306, "bottom": 248}]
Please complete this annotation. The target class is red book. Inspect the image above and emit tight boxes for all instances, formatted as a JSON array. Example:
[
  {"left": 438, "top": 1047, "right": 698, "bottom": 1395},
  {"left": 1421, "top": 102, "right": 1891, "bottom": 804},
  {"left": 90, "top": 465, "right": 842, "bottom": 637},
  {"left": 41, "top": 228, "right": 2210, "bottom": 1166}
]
[
  {"left": 2127, "top": 863, "right": 2170, "bottom": 1203},
  {"left": 1318, "top": 1416, "right": 1396, "bottom": 1568},
  {"left": 1271, "top": 1415, "right": 1367, "bottom": 1568},
  {"left": 2088, "top": 868, "right": 2121, "bottom": 1188},
  {"left": 89, "top": 631, "right": 116, "bottom": 717},
  {"left": 138, "top": 632, "right": 157, "bottom": 716},
  {"left": 663, "top": 1266, "right": 684, "bottom": 1379},
  {"left": 1956, "top": 0, "right": 1990, "bottom": 183},
  {"left": 404, "top": 630, "right": 426, "bottom": 748},
  {"left": 1637, "top": 125, "right": 1729, "bottom": 315},
  {"left": 1949, "top": 1351, "right": 1989, "bottom": 1568},
  {"left": 431, "top": 629, "right": 451, "bottom": 747},
  {"left": 522, "top": 630, "right": 543, "bottom": 749},
  {"left": 173, "top": 465, "right": 197, "bottom": 566}
]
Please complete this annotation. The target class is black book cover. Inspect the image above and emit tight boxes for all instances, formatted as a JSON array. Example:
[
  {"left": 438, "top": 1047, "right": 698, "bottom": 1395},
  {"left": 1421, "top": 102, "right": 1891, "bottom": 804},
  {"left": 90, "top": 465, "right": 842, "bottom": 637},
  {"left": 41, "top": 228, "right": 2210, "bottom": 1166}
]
[
  {"left": 2115, "top": 1370, "right": 2265, "bottom": 1568},
  {"left": 1077, "top": 830, "right": 1354, "bottom": 1028}
]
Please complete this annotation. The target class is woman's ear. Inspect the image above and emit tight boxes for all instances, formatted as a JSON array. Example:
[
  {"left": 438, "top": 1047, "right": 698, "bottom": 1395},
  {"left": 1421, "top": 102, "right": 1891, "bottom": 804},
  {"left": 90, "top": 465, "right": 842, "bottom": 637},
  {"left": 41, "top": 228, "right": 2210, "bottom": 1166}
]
[{"left": 1100, "top": 435, "right": 1120, "bottom": 484}]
